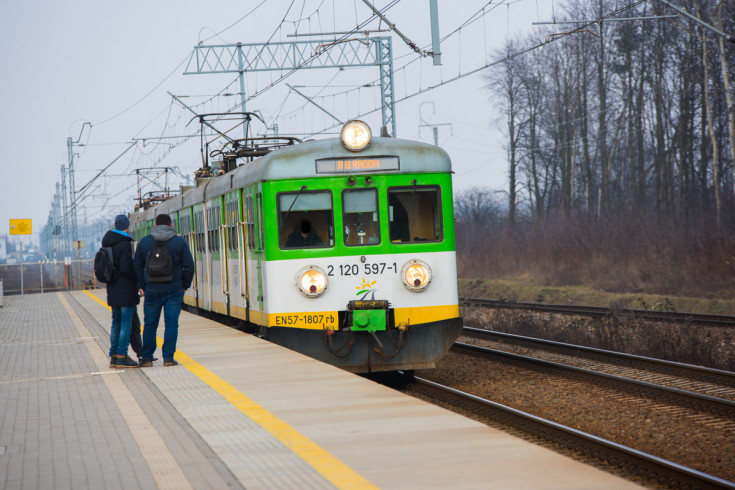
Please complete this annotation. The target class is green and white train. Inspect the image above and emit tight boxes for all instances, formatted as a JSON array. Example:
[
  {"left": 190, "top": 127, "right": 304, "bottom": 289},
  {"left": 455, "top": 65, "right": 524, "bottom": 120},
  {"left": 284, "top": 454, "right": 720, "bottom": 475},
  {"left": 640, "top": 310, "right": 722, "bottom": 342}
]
[{"left": 129, "top": 120, "right": 462, "bottom": 373}]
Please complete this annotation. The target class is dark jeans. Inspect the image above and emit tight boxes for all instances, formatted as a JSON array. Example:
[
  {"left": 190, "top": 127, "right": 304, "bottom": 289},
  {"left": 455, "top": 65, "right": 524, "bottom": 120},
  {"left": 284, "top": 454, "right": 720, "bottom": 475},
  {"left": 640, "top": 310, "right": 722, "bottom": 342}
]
[
  {"left": 141, "top": 289, "right": 185, "bottom": 361},
  {"left": 110, "top": 306, "right": 134, "bottom": 357},
  {"left": 109, "top": 310, "right": 142, "bottom": 358}
]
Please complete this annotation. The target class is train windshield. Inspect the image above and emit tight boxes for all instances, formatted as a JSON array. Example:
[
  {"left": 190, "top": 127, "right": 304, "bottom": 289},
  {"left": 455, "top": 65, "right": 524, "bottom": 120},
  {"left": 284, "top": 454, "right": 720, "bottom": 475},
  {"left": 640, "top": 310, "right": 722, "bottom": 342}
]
[
  {"left": 278, "top": 190, "right": 333, "bottom": 249},
  {"left": 342, "top": 189, "right": 380, "bottom": 246},
  {"left": 388, "top": 186, "right": 442, "bottom": 243}
]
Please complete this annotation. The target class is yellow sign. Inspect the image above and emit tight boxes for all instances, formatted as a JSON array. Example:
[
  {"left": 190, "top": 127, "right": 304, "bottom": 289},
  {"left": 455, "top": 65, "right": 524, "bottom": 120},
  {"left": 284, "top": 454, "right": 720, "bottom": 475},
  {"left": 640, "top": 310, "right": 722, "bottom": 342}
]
[
  {"left": 9, "top": 219, "right": 32, "bottom": 235},
  {"left": 73, "top": 240, "right": 86, "bottom": 249}
]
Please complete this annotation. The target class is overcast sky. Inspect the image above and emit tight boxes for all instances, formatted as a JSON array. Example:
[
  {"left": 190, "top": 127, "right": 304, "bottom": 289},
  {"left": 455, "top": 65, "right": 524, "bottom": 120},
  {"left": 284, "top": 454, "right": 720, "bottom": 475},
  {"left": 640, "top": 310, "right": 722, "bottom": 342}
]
[{"left": 0, "top": 0, "right": 554, "bottom": 247}]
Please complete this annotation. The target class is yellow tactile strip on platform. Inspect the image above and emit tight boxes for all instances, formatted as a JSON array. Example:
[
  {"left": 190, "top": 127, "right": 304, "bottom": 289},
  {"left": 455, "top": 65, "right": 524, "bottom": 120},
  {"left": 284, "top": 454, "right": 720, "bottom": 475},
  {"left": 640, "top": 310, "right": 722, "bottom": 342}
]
[
  {"left": 144, "top": 366, "right": 336, "bottom": 489},
  {"left": 82, "top": 290, "right": 378, "bottom": 490},
  {"left": 58, "top": 293, "right": 192, "bottom": 490}
]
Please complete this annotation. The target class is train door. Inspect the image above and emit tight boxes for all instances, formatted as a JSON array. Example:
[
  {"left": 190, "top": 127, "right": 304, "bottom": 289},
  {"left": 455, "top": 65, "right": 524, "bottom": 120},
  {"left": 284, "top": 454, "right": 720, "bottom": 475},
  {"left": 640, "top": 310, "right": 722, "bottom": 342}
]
[
  {"left": 193, "top": 203, "right": 208, "bottom": 310},
  {"left": 206, "top": 198, "right": 225, "bottom": 314},
  {"left": 255, "top": 191, "right": 266, "bottom": 314},
  {"left": 235, "top": 190, "right": 250, "bottom": 320},
  {"left": 222, "top": 192, "right": 240, "bottom": 317},
  {"left": 242, "top": 188, "right": 266, "bottom": 327},
  {"left": 178, "top": 208, "right": 197, "bottom": 308}
]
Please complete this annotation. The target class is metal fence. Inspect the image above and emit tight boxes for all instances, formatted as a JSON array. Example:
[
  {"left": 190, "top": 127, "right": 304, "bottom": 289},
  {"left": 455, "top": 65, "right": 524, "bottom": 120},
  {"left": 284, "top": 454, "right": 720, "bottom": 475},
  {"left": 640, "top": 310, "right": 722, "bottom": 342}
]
[{"left": 0, "top": 259, "right": 99, "bottom": 295}]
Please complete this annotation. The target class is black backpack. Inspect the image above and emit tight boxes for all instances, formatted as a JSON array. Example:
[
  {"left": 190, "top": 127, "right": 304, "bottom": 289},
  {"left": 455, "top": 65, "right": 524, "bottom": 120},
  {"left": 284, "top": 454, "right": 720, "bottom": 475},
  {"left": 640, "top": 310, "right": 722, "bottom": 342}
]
[
  {"left": 93, "top": 246, "right": 117, "bottom": 283},
  {"left": 146, "top": 240, "right": 174, "bottom": 283}
]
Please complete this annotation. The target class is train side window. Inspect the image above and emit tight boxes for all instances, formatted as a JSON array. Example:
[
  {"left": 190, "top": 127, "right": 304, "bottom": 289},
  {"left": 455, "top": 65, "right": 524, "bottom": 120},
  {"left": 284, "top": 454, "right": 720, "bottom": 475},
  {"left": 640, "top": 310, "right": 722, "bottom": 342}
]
[
  {"left": 256, "top": 192, "right": 265, "bottom": 251},
  {"left": 207, "top": 207, "right": 212, "bottom": 252},
  {"left": 245, "top": 196, "right": 255, "bottom": 251},
  {"left": 277, "top": 190, "right": 333, "bottom": 249},
  {"left": 179, "top": 213, "right": 192, "bottom": 252},
  {"left": 388, "top": 186, "right": 442, "bottom": 243},
  {"left": 195, "top": 209, "right": 205, "bottom": 254},
  {"left": 208, "top": 204, "right": 221, "bottom": 253},
  {"left": 225, "top": 198, "right": 237, "bottom": 251},
  {"left": 342, "top": 189, "right": 380, "bottom": 246},
  {"left": 216, "top": 204, "right": 221, "bottom": 252}
]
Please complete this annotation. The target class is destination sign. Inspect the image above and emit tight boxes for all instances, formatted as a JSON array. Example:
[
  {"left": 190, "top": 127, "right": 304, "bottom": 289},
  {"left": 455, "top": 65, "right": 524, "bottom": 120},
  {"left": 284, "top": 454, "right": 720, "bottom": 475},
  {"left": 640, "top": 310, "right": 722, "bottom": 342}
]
[{"left": 315, "top": 156, "right": 399, "bottom": 174}]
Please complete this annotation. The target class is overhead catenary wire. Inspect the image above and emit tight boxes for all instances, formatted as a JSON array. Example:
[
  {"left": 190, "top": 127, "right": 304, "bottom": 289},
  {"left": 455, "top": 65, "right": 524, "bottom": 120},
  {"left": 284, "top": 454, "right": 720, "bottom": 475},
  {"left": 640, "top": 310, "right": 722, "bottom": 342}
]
[
  {"left": 57, "top": 0, "right": 657, "bottom": 228},
  {"left": 283, "top": 0, "right": 650, "bottom": 141}
]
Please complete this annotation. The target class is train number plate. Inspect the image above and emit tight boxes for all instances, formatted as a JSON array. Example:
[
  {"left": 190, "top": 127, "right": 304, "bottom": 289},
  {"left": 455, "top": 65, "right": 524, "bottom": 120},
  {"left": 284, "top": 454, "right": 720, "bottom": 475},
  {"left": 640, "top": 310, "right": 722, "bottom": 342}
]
[
  {"left": 271, "top": 312, "right": 338, "bottom": 330},
  {"left": 327, "top": 262, "right": 398, "bottom": 277}
]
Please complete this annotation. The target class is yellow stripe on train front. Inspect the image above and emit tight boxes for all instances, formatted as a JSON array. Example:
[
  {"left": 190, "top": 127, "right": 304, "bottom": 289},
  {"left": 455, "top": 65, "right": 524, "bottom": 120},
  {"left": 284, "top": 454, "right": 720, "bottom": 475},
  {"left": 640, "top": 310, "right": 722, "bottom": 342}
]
[
  {"left": 265, "top": 304, "right": 460, "bottom": 330},
  {"left": 393, "top": 304, "right": 460, "bottom": 327}
]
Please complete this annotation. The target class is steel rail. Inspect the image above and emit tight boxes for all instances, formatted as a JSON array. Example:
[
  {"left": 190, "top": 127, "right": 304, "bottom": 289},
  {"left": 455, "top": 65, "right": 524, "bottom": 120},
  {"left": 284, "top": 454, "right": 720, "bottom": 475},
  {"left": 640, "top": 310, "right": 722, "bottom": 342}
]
[
  {"left": 462, "top": 327, "right": 735, "bottom": 383},
  {"left": 453, "top": 342, "right": 735, "bottom": 417},
  {"left": 459, "top": 297, "right": 735, "bottom": 326},
  {"left": 408, "top": 376, "right": 735, "bottom": 490}
]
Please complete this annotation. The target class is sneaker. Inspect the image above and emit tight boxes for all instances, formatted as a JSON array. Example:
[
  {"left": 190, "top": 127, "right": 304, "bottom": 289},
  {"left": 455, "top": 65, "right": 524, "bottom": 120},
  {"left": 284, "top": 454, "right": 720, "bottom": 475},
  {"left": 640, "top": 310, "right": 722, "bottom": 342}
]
[
  {"left": 114, "top": 356, "right": 139, "bottom": 368},
  {"left": 109, "top": 357, "right": 116, "bottom": 368},
  {"left": 138, "top": 358, "right": 155, "bottom": 367},
  {"left": 163, "top": 359, "right": 179, "bottom": 367}
]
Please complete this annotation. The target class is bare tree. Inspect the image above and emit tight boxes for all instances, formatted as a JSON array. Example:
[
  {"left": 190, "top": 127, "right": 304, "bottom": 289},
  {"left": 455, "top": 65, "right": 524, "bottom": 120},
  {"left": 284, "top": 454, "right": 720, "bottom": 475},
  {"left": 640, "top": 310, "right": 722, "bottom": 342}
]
[
  {"left": 485, "top": 41, "right": 525, "bottom": 229},
  {"left": 482, "top": 0, "right": 734, "bottom": 227},
  {"left": 698, "top": 5, "right": 722, "bottom": 225},
  {"left": 453, "top": 187, "right": 503, "bottom": 249},
  {"left": 716, "top": 2, "right": 735, "bottom": 203}
]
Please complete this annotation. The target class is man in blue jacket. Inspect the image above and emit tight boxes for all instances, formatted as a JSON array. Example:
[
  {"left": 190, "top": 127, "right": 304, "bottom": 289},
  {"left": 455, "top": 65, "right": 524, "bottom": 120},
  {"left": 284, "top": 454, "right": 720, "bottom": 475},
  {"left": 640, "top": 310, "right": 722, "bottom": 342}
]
[{"left": 133, "top": 213, "right": 194, "bottom": 367}]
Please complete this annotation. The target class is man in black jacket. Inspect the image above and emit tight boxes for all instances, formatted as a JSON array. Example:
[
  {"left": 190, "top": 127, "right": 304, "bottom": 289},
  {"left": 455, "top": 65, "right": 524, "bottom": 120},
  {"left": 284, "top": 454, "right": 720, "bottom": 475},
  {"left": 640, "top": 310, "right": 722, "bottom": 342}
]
[
  {"left": 134, "top": 213, "right": 194, "bottom": 367},
  {"left": 101, "top": 214, "right": 140, "bottom": 368}
]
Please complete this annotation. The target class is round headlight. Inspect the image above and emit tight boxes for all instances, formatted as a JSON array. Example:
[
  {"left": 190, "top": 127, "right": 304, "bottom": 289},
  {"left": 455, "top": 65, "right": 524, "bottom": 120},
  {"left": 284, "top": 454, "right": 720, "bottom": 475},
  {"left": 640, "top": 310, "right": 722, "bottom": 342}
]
[
  {"left": 295, "top": 265, "right": 328, "bottom": 297},
  {"left": 340, "top": 120, "right": 372, "bottom": 152},
  {"left": 400, "top": 259, "right": 432, "bottom": 292}
]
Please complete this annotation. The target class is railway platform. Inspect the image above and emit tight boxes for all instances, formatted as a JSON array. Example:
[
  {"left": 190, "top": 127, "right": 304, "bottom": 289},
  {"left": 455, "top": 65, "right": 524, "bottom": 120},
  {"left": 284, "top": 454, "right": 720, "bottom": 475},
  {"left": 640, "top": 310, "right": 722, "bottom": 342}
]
[{"left": 0, "top": 290, "right": 640, "bottom": 489}]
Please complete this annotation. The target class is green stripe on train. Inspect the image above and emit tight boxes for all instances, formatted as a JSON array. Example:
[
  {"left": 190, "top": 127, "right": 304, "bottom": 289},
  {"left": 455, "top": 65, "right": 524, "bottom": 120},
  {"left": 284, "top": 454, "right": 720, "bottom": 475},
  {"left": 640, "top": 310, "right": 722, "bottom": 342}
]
[{"left": 263, "top": 172, "right": 456, "bottom": 261}]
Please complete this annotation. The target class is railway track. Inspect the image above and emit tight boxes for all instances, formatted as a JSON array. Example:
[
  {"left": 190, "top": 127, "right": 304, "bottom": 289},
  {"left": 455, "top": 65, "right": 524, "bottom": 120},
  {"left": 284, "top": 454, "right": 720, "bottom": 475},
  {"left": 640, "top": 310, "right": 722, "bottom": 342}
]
[
  {"left": 460, "top": 297, "right": 735, "bottom": 326},
  {"left": 405, "top": 376, "right": 735, "bottom": 490},
  {"left": 452, "top": 341, "right": 735, "bottom": 421},
  {"left": 461, "top": 328, "right": 735, "bottom": 404},
  {"left": 406, "top": 328, "right": 735, "bottom": 485}
]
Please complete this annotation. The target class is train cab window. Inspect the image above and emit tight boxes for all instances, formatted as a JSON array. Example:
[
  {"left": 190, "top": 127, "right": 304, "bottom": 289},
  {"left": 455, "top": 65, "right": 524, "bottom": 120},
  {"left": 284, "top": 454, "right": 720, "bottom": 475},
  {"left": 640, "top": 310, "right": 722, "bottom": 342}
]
[
  {"left": 342, "top": 189, "right": 380, "bottom": 246},
  {"left": 278, "top": 190, "right": 333, "bottom": 249},
  {"left": 388, "top": 186, "right": 442, "bottom": 243}
]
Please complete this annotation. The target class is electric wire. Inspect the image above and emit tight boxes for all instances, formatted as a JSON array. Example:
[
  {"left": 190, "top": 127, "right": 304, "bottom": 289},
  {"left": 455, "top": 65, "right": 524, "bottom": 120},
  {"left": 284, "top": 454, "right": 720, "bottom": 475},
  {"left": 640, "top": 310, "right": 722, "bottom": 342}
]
[
  {"left": 289, "top": 0, "right": 647, "bottom": 140},
  {"left": 55, "top": 0, "right": 646, "bottom": 233},
  {"left": 93, "top": 54, "right": 189, "bottom": 128},
  {"left": 200, "top": 0, "right": 272, "bottom": 43}
]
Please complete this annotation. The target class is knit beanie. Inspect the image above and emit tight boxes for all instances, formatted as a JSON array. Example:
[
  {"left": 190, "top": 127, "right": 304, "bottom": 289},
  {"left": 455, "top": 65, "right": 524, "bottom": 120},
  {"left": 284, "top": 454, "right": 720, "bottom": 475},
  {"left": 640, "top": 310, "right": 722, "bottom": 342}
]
[{"left": 114, "top": 214, "right": 130, "bottom": 230}]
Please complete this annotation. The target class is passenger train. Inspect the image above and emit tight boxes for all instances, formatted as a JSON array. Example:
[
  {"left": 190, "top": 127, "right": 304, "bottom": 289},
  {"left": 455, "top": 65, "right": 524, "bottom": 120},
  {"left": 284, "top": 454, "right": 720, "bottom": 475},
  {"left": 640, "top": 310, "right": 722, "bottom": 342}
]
[{"left": 129, "top": 119, "right": 462, "bottom": 373}]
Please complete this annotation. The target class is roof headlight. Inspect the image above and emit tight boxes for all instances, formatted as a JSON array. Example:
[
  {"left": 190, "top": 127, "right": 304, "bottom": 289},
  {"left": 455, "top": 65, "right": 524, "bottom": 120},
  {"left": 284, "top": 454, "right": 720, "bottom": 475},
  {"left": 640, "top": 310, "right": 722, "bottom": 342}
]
[
  {"left": 340, "top": 120, "right": 372, "bottom": 152},
  {"left": 400, "top": 259, "right": 432, "bottom": 292},
  {"left": 296, "top": 265, "right": 328, "bottom": 297}
]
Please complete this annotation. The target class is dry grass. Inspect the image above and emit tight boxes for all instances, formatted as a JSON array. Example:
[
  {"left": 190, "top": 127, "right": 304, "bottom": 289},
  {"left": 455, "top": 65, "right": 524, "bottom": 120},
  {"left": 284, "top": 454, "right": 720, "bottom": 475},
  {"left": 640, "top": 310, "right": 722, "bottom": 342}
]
[
  {"left": 455, "top": 214, "right": 735, "bottom": 299},
  {"left": 455, "top": 214, "right": 735, "bottom": 371},
  {"left": 459, "top": 278, "right": 735, "bottom": 315}
]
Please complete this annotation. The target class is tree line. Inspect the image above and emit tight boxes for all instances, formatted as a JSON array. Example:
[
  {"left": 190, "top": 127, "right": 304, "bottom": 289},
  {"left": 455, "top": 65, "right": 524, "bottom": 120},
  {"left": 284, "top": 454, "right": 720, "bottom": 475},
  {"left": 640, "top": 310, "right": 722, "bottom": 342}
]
[
  {"left": 483, "top": 0, "right": 734, "bottom": 227},
  {"left": 454, "top": 0, "right": 735, "bottom": 295}
]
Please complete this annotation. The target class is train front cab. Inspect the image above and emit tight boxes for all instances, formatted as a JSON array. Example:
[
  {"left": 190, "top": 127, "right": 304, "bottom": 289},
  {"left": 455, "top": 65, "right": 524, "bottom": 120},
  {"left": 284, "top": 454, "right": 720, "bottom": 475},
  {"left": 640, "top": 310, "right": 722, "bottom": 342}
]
[{"left": 261, "top": 135, "right": 462, "bottom": 373}]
